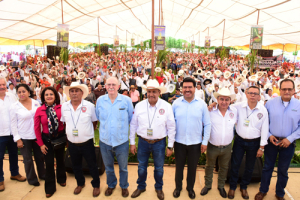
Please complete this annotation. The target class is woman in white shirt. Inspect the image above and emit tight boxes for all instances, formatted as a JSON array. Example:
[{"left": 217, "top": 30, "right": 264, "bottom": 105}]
[
  {"left": 10, "top": 84, "right": 45, "bottom": 186},
  {"left": 34, "top": 82, "right": 41, "bottom": 101}
]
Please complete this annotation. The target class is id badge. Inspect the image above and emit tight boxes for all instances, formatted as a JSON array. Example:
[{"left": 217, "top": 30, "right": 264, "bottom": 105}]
[
  {"left": 147, "top": 128, "right": 153, "bottom": 137},
  {"left": 72, "top": 129, "right": 78, "bottom": 136},
  {"left": 243, "top": 119, "right": 250, "bottom": 127}
]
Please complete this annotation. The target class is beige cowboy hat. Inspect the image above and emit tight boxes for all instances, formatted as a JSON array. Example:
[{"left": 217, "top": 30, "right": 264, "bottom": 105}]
[
  {"left": 155, "top": 67, "right": 161, "bottom": 73},
  {"left": 78, "top": 72, "right": 86, "bottom": 79},
  {"left": 264, "top": 83, "right": 272, "bottom": 90},
  {"left": 274, "top": 70, "right": 279, "bottom": 77},
  {"left": 213, "top": 88, "right": 236, "bottom": 100},
  {"left": 214, "top": 70, "right": 222, "bottom": 77},
  {"left": 205, "top": 71, "right": 212, "bottom": 78},
  {"left": 249, "top": 75, "right": 258, "bottom": 82},
  {"left": 256, "top": 71, "right": 266, "bottom": 78},
  {"left": 56, "top": 56, "right": 59, "bottom": 60},
  {"left": 235, "top": 76, "right": 245, "bottom": 84},
  {"left": 37, "top": 61, "right": 42, "bottom": 65},
  {"left": 0, "top": 65, "right": 6, "bottom": 71},
  {"left": 284, "top": 74, "right": 289, "bottom": 79},
  {"left": 63, "top": 82, "right": 89, "bottom": 99},
  {"left": 224, "top": 71, "right": 231, "bottom": 79},
  {"left": 242, "top": 70, "right": 248, "bottom": 76},
  {"left": 192, "top": 69, "right": 202, "bottom": 76},
  {"left": 146, "top": 79, "right": 167, "bottom": 94},
  {"left": 178, "top": 69, "right": 184, "bottom": 76}
]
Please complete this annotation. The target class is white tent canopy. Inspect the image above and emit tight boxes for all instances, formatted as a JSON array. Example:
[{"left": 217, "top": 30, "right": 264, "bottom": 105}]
[{"left": 0, "top": 0, "right": 299, "bottom": 47}]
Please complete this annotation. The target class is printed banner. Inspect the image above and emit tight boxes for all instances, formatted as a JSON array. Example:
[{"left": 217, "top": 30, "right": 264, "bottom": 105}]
[
  {"left": 154, "top": 25, "right": 165, "bottom": 50},
  {"left": 140, "top": 40, "right": 144, "bottom": 46},
  {"left": 205, "top": 36, "right": 211, "bottom": 48},
  {"left": 191, "top": 40, "right": 195, "bottom": 48},
  {"left": 113, "top": 35, "right": 119, "bottom": 47},
  {"left": 146, "top": 42, "right": 149, "bottom": 48},
  {"left": 131, "top": 38, "right": 135, "bottom": 46},
  {"left": 57, "top": 24, "right": 69, "bottom": 48},
  {"left": 250, "top": 25, "right": 263, "bottom": 49}
]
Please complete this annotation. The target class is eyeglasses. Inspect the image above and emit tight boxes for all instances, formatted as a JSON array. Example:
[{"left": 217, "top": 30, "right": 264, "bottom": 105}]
[
  {"left": 247, "top": 92, "right": 259, "bottom": 96},
  {"left": 106, "top": 84, "right": 117, "bottom": 87},
  {"left": 280, "top": 88, "right": 293, "bottom": 92}
]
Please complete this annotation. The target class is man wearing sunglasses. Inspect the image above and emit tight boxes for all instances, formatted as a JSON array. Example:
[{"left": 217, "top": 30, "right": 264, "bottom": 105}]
[{"left": 255, "top": 79, "right": 300, "bottom": 200}]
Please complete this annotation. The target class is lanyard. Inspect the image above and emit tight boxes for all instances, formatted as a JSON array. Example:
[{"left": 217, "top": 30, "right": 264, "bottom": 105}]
[
  {"left": 246, "top": 107, "right": 255, "bottom": 119},
  {"left": 70, "top": 105, "right": 82, "bottom": 129},
  {"left": 147, "top": 100, "right": 157, "bottom": 128}
]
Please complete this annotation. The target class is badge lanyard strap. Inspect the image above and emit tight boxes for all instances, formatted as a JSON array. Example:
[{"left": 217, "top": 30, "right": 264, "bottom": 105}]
[
  {"left": 147, "top": 100, "right": 157, "bottom": 128},
  {"left": 246, "top": 107, "right": 255, "bottom": 119},
  {"left": 70, "top": 107, "right": 82, "bottom": 129}
]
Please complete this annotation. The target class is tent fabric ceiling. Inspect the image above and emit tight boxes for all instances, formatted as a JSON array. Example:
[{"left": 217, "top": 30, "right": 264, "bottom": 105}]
[{"left": 0, "top": 0, "right": 299, "bottom": 47}]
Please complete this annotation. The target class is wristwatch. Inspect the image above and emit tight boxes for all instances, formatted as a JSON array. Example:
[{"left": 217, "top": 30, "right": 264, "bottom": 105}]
[
  {"left": 167, "top": 147, "right": 174, "bottom": 151},
  {"left": 259, "top": 148, "right": 264, "bottom": 152}
]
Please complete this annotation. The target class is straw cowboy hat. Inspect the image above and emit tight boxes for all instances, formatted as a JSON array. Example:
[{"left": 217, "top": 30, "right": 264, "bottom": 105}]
[
  {"left": 235, "top": 76, "right": 245, "bottom": 84},
  {"left": 284, "top": 74, "right": 290, "bottom": 79},
  {"left": 205, "top": 71, "right": 212, "bottom": 78},
  {"left": 224, "top": 71, "right": 231, "bottom": 79},
  {"left": 274, "top": 70, "right": 279, "bottom": 77},
  {"left": 264, "top": 82, "right": 272, "bottom": 90},
  {"left": 242, "top": 70, "right": 248, "bottom": 76},
  {"left": 0, "top": 65, "right": 6, "bottom": 71},
  {"left": 192, "top": 69, "right": 202, "bottom": 76},
  {"left": 178, "top": 69, "right": 184, "bottom": 76},
  {"left": 78, "top": 72, "right": 86, "bottom": 79},
  {"left": 146, "top": 79, "right": 167, "bottom": 94},
  {"left": 213, "top": 88, "right": 236, "bottom": 100},
  {"left": 56, "top": 56, "right": 59, "bottom": 60},
  {"left": 155, "top": 67, "right": 161, "bottom": 73},
  {"left": 256, "top": 71, "right": 266, "bottom": 78},
  {"left": 249, "top": 75, "right": 258, "bottom": 82},
  {"left": 63, "top": 82, "right": 89, "bottom": 99},
  {"left": 214, "top": 70, "right": 222, "bottom": 77}
]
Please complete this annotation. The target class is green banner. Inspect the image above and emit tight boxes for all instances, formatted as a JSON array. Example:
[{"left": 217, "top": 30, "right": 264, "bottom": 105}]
[{"left": 250, "top": 25, "right": 263, "bottom": 49}]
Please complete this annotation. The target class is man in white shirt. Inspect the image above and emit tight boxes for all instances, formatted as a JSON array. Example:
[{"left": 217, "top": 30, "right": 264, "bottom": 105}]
[
  {"left": 201, "top": 88, "right": 237, "bottom": 198},
  {"left": 8, "top": 83, "right": 17, "bottom": 97},
  {"left": 129, "top": 79, "right": 176, "bottom": 200},
  {"left": 0, "top": 78, "right": 26, "bottom": 192},
  {"left": 90, "top": 76, "right": 99, "bottom": 88},
  {"left": 120, "top": 76, "right": 130, "bottom": 91},
  {"left": 195, "top": 83, "right": 205, "bottom": 100},
  {"left": 160, "top": 78, "right": 169, "bottom": 102},
  {"left": 60, "top": 83, "right": 100, "bottom": 197},
  {"left": 135, "top": 73, "right": 144, "bottom": 100}
]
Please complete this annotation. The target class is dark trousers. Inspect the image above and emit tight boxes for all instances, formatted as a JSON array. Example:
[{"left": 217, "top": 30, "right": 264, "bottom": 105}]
[
  {"left": 133, "top": 101, "right": 138, "bottom": 108},
  {"left": 68, "top": 139, "right": 100, "bottom": 188},
  {"left": 19, "top": 139, "right": 46, "bottom": 185},
  {"left": 137, "top": 137, "right": 166, "bottom": 190},
  {"left": 259, "top": 139, "right": 295, "bottom": 197},
  {"left": 42, "top": 135, "right": 66, "bottom": 194},
  {"left": 161, "top": 93, "right": 169, "bottom": 102},
  {"left": 0, "top": 135, "right": 19, "bottom": 182},
  {"left": 174, "top": 142, "right": 201, "bottom": 191},
  {"left": 229, "top": 135, "right": 260, "bottom": 190},
  {"left": 137, "top": 87, "right": 142, "bottom": 100}
]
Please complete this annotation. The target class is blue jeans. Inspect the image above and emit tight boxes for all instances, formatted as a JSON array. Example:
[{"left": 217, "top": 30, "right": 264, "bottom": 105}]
[
  {"left": 137, "top": 137, "right": 166, "bottom": 190},
  {"left": 100, "top": 141, "right": 129, "bottom": 189},
  {"left": 0, "top": 136, "right": 19, "bottom": 182},
  {"left": 259, "top": 140, "right": 295, "bottom": 197},
  {"left": 229, "top": 135, "right": 260, "bottom": 190}
]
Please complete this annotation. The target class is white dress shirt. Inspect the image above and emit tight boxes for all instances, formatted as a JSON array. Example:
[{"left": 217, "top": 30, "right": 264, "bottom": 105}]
[
  {"left": 129, "top": 99, "right": 176, "bottom": 148},
  {"left": 10, "top": 99, "right": 40, "bottom": 142},
  {"left": 0, "top": 92, "right": 18, "bottom": 136},
  {"left": 195, "top": 89, "right": 205, "bottom": 100},
  {"left": 8, "top": 88, "right": 17, "bottom": 97},
  {"left": 61, "top": 100, "right": 98, "bottom": 143},
  {"left": 209, "top": 105, "right": 238, "bottom": 146},
  {"left": 135, "top": 77, "right": 144, "bottom": 87},
  {"left": 233, "top": 101, "right": 269, "bottom": 146}
]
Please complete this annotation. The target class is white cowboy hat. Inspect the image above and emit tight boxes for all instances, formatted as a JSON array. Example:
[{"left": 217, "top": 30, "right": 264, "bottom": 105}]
[
  {"left": 155, "top": 67, "right": 161, "bottom": 73},
  {"left": 63, "top": 82, "right": 89, "bottom": 99},
  {"left": 249, "top": 75, "right": 258, "bottom": 82},
  {"left": 78, "top": 72, "right": 86, "bottom": 79},
  {"left": 235, "top": 76, "right": 245, "bottom": 84},
  {"left": 242, "top": 70, "right": 248, "bottom": 76},
  {"left": 224, "top": 71, "right": 231, "bottom": 79},
  {"left": 264, "top": 83, "right": 272, "bottom": 90},
  {"left": 284, "top": 74, "right": 289, "bottom": 79},
  {"left": 214, "top": 70, "right": 222, "bottom": 77},
  {"left": 256, "top": 71, "right": 266, "bottom": 78},
  {"left": 274, "top": 70, "right": 279, "bottom": 77},
  {"left": 37, "top": 61, "right": 42, "bottom": 65},
  {"left": 205, "top": 71, "right": 212, "bottom": 78},
  {"left": 213, "top": 88, "right": 236, "bottom": 100},
  {"left": 146, "top": 79, "right": 167, "bottom": 94},
  {"left": 56, "top": 56, "right": 59, "bottom": 60},
  {"left": 0, "top": 65, "right": 6, "bottom": 71},
  {"left": 178, "top": 69, "right": 184, "bottom": 76},
  {"left": 296, "top": 82, "right": 300, "bottom": 92}
]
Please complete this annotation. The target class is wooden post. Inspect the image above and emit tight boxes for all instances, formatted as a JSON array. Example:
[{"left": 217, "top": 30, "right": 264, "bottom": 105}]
[
  {"left": 159, "top": 0, "right": 161, "bottom": 25},
  {"left": 97, "top": 17, "right": 100, "bottom": 55},
  {"left": 257, "top": 9, "right": 260, "bottom": 25},
  {"left": 61, "top": 0, "right": 64, "bottom": 24},
  {"left": 33, "top": 40, "right": 36, "bottom": 55},
  {"left": 222, "top": 19, "right": 225, "bottom": 48},
  {"left": 126, "top": 30, "right": 127, "bottom": 49},
  {"left": 43, "top": 40, "right": 45, "bottom": 56},
  {"left": 208, "top": 27, "right": 209, "bottom": 36},
  {"left": 151, "top": 0, "right": 155, "bottom": 76}
]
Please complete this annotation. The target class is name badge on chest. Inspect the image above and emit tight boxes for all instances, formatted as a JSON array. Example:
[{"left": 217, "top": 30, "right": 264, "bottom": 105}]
[
  {"left": 147, "top": 128, "right": 153, "bottom": 137},
  {"left": 243, "top": 119, "right": 250, "bottom": 127},
  {"left": 72, "top": 128, "right": 78, "bottom": 136}
]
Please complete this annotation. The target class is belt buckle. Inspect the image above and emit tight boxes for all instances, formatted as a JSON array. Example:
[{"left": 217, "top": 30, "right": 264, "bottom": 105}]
[{"left": 149, "top": 140, "right": 155, "bottom": 144}]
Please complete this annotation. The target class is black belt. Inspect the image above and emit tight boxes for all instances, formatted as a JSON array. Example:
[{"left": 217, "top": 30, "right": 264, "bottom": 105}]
[
  {"left": 68, "top": 139, "right": 92, "bottom": 147},
  {"left": 138, "top": 135, "right": 165, "bottom": 144},
  {"left": 209, "top": 142, "right": 231, "bottom": 149},
  {"left": 236, "top": 134, "right": 260, "bottom": 142},
  {"left": 274, "top": 136, "right": 286, "bottom": 141}
]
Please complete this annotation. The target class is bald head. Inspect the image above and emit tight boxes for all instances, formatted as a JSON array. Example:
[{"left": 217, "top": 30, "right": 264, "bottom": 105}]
[
  {"left": 105, "top": 77, "right": 120, "bottom": 96},
  {"left": 106, "top": 77, "right": 119, "bottom": 85}
]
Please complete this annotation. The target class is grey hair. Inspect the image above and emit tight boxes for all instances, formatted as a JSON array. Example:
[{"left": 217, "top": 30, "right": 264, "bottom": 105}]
[{"left": 106, "top": 77, "right": 120, "bottom": 85}]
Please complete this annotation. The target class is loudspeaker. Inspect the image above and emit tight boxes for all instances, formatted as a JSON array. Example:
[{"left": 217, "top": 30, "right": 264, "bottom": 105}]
[
  {"left": 215, "top": 48, "right": 230, "bottom": 58},
  {"left": 255, "top": 49, "right": 273, "bottom": 57},
  {"left": 94, "top": 45, "right": 109, "bottom": 55},
  {"left": 65, "top": 146, "right": 106, "bottom": 175},
  {"left": 226, "top": 154, "right": 263, "bottom": 183},
  {"left": 47, "top": 45, "right": 62, "bottom": 60}
]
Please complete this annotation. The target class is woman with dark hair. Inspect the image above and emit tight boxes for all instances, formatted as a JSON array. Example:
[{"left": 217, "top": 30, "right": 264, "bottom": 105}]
[
  {"left": 10, "top": 84, "right": 46, "bottom": 187},
  {"left": 34, "top": 87, "right": 66, "bottom": 198}
]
